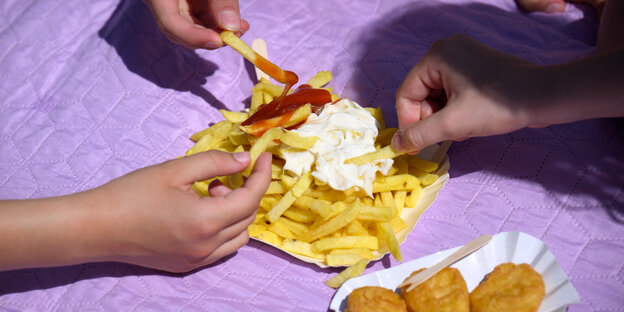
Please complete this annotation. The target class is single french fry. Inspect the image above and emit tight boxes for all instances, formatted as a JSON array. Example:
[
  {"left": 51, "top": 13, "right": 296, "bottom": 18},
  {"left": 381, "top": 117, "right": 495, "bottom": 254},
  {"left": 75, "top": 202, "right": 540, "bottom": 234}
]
[
  {"left": 376, "top": 222, "right": 402, "bottom": 262},
  {"left": 406, "top": 154, "right": 439, "bottom": 173},
  {"left": 259, "top": 195, "right": 280, "bottom": 212},
  {"left": 220, "top": 31, "right": 294, "bottom": 84},
  {"left": 312, "top": 236, "right": 379, "bottom": 252},
  {"left": 408, "top": 167, "right": 439, "bottom": 186},
  {"left": 262, "top": 91, "right": 273, "bottom": 104},
  {"left": 375, "top": 128, "right": 397, "bottom": 146},
  {"left": 394, "top": 190, "right": 407, "bottom": 213},
  {"left": 256, "top": 230, "right": 283, "bottom": 246},
  {"left": 219, "top": 109, "right": 248, "bottom": 123},
  {"left": 280, "top": 174, "right": 298, "bottom": 189},
  {"left": 380, "top": 191, "right": 398, "bottom": 217},
  {"left": 248, "top": 223, "right": 267, "bottom": 237},
  {"left": 293, "top": 195, "right": 333, "bottom": 218},
  {"left": 390, "top": 216, "right": 408, "bottom": 233},
  {"left": 191, "top": 180, "right": 210, "bottom": 197},
  {"left": 240, "top": 104, "right": 311, "bottom": 137},
  {"left": 243, "top": 127, "right": 282, "bottom": 177},
  {"left": 280, "top": 239, "right": 325, "bottom": 260},
  {"left": 324, "top": 201, "right": 350, "bottom": 220},
  {"left": 252, "top": 80, "right": 285, "bottom": 98},
  {"left": 364, "top": 107, "right": 386, "bottom": 130},
  {"left": 190, "top": 127, "right": 211, "bottom": 142},
  {"left": 373, "top": 174, "right": 421, "bottom": 193},
  {"left": 325, "top": 258, "right": 369, "bottom": 288},
  {"left": 283, "top": 206, "right": 317, "bottom": 223},
  {"left": 328, "top": 248, "right": 374, "bottom": 259},
  {"left": 345, "top": 145, "right": 404, "bottom": 165},
  {"left": 228, "top": 126, "right": 250, "bottom": 146},
  {"left": 268, "top": 219, "right": 296, "bottom": 239},
  {"left": 228, "top": 173, "right": 244, "bottom": 189},
  {"left": 345, "top": 220, "right": 370, "bottom": 236},
  {"left": 266, "top": 181, "right": 287, "bottom": 195},
  {"left": 186, "top": 121, "right": 233, "bottom": 155},
  {"left": 405, "top": 185, "right": 423, "bottom": 208},
  {"left": 281, "top": 130, "right": 318, "bottom": 150},
  {"left": 271, "top": 163, "right": 283, "bottom": 179},
  {"left": 357, "top": 205, "right": 392, "bottom": 222},
  {"left": 300, "top": 200, "right": 362, "bottom": 242},
  {"left": 307, "top": 71, "right": 333, "bottom": 88},
  {"left": 250, "top": 90, "right": 264, "bottom": 114},
  {"left": 266, "top": 172, "right": 313, "bottom": 223},
  {"left": 278, "top": 217, "right": 310, "bottom": 237},
  {"left": 303, "top": 188, "right": 350, "bottom": 202}
]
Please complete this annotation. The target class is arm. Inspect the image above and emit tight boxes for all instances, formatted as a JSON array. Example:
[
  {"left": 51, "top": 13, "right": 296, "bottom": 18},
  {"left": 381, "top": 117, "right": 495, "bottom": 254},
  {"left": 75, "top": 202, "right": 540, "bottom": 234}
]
[
  {"left": 0, "top": 151, "right": 271, "bottom": 272},
  {"left": 393, "top": 2, "right": 624, "bottom": 152}
]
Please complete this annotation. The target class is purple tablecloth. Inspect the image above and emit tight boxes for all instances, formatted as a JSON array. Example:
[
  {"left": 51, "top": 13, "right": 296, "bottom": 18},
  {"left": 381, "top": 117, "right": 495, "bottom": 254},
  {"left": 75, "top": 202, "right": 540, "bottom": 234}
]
[{"left": 1, "top": 0, "right": 622, "bottom": 311}]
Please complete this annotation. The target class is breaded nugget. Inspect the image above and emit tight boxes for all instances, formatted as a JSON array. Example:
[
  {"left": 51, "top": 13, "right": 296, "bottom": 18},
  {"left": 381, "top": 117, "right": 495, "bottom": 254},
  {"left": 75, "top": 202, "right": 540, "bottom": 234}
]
[
  {"left": 470, "top": 262, "right": 545, "bottom": 312},
  {"left": 346, "top": 286, "right": 407, "bottom": 312},
  {"left": 400, "top": 267, "right": 469, "bottom": 312}
]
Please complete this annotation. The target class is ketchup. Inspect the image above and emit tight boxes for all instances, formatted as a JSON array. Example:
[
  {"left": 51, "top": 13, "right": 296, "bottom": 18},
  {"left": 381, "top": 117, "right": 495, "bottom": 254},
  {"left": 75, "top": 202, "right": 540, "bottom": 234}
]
[
  {"left": 242, "top": 84, "right": 332, "bottom": 126},
  {"left": 242, "top": 54, "right": 333, "bottom": 129}
]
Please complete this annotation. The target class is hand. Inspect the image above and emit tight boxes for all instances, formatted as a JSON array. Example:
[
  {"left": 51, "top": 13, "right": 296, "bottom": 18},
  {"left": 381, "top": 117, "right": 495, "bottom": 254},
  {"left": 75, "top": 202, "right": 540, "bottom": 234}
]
[
  {"left": 91, "top": 150, "right": 271, "bottom": 272},
  {"left": 144, "top": 0, "right": 250, "bottom": 49},
  {"left": 392, "top": 35, "right": 544, "bottom": 153},
  {"left": 515, "top": 0, "right": 606, "bottom": 14}
]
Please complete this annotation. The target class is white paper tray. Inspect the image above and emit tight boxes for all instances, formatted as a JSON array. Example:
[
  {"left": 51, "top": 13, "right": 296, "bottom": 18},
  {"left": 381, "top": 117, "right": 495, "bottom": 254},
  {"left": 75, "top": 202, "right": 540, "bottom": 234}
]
[{"left": 329, "top": 231, "right": 579, "bottom": 312}]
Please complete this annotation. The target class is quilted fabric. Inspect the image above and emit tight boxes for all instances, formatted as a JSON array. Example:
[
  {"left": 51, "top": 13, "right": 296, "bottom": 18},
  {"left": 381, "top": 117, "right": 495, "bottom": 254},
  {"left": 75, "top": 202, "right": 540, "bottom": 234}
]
[{"left": 0, "top": 0, "right": 622, "bottom": 311}]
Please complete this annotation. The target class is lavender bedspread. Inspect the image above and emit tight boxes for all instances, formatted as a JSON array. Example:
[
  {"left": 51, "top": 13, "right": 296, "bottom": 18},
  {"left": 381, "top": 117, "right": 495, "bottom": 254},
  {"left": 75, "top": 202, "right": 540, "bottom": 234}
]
[{"left": 1, "top": 0, "right": 622, "bottom": 311}]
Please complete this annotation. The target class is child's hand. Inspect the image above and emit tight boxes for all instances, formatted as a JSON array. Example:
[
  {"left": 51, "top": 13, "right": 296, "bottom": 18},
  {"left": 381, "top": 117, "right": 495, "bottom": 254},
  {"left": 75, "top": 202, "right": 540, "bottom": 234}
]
[
  {"left": 515, "top": 0, "right": 605, "bottom": 15},
  {"left": 392, "top": 35, "right": 541, "bottom": 153},
  {"left": 144, "top": 0, "right": 250, "bottom": 49},
  {"left": 93, "top": 150, "right": 271, "bottom": 272}
]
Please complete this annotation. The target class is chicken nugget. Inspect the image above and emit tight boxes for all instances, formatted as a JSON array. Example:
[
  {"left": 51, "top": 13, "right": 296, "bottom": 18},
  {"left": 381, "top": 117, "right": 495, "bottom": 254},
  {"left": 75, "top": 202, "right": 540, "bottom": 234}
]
[
  {"left": 400, "top": 267, "right": 469, "bottom": 312},
  {"left": 470, "top": 262, "right": 545, "bottom": 312},
  {"left": 346, "top": 286, "right": 407, "bottom": 312}
]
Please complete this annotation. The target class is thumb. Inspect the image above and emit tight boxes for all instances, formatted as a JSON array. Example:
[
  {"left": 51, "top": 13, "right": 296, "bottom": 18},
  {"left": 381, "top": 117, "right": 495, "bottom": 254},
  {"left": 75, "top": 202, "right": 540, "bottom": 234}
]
[
  {"left": 392, "top": 110, "right": 454, "bottom": 153},
  {"left": 168, "top": 150, "right": 251, "bottom": 185}
]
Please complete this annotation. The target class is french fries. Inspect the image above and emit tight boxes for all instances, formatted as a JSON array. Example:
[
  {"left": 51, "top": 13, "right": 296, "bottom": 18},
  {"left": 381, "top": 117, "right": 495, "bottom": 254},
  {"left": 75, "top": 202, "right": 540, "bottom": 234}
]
[{"left": 183, "top": 62, "right": 445, "bottom": 287}]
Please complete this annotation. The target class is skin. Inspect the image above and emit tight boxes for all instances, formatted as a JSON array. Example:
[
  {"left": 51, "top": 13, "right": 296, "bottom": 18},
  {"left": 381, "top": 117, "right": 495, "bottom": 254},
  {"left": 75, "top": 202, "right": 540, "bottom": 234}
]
[
  {"left": 0, "top": 151, "right": 272, "bottom": 273},
  {"left": 393, "top": 0, "right": 624, "bottom": 153},
  {"left": 516, "top": 0, "right": 606, "bottom": 14},
  {"left": 143, "top": 0, "right": 250, "bottom": 49}
]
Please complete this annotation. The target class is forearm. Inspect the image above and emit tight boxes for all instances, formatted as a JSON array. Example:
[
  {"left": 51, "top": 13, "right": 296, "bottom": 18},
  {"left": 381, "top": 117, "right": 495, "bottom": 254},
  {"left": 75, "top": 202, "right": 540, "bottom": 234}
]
[
  {"left": 598, "top": 0, "right": 624, "bottom": 52},
  {"left": 0, "top": 190, "right": 114, "bottom": 271},
  {"left": 529, "top": 47, "right": 624, "bottom": 126}
]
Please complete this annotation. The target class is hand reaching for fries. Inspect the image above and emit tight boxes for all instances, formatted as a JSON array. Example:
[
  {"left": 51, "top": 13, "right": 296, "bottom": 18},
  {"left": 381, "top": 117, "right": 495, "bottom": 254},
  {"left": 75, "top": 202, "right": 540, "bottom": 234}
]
[
  {"left": 144, "top": 0, "right": 249, "bottom": 49},
  {"left": 393, "top": 26, "right": 624, "bottom": 154},
  {"left": 0, "top": 150, "right": 272, "bottom": 273}
]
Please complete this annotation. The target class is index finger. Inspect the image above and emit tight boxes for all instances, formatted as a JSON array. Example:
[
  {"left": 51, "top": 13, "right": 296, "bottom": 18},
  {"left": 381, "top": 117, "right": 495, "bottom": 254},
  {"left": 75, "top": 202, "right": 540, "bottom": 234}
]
[{"left": 395, "top": 52, "right": 446, "bottom": 127}]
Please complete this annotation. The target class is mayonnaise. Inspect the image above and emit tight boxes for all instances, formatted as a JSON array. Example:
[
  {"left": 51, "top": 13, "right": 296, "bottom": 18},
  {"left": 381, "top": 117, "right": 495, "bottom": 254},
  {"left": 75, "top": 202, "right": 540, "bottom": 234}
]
[{"left": 281, "top": 99, "right": 392, "bottom": 196}]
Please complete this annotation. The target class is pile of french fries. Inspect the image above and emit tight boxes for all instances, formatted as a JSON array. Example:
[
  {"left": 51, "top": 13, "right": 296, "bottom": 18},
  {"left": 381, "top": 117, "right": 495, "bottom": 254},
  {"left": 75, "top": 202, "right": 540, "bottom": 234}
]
[
  {"left": 184, "top": 71, "right": 442, "bottom": 287},
  {"left": 185, "top": 31, "right": 444, "bottom": 288}
]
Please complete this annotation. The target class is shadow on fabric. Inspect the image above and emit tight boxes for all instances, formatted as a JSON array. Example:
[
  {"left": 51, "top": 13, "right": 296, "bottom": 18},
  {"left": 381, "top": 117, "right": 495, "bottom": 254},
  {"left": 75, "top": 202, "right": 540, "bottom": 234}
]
[
  {"left": 343, "top": 2, "right": 622, "bottom": 222},
  {"left": 98, "top": 0, "right": 227, "bottom": 110}
]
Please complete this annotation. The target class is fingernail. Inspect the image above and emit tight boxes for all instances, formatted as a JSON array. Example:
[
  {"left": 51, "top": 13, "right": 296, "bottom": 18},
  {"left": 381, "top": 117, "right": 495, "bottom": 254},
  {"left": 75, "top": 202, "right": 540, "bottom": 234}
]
[
  {"left": 220, "top": 9, "right": 240, "bottom": 31},
  {"left": 392, "top": 132, "right": 406, "bottom": 153},
  {"left": 203, "top": 41, "right": 221, "bottom": 49},
  {"left": 233, "top": 152, "right": 250, "bottom": 163},
  {"left": 545, "top": 3, "right": 564, "bottom": 13}
]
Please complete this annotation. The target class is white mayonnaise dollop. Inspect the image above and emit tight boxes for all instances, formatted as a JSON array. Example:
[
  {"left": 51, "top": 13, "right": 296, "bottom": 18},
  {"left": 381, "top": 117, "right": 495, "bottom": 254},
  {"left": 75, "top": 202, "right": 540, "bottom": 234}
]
[{"left": 281, "top": 99, "right": 393, "bottom": 196}]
